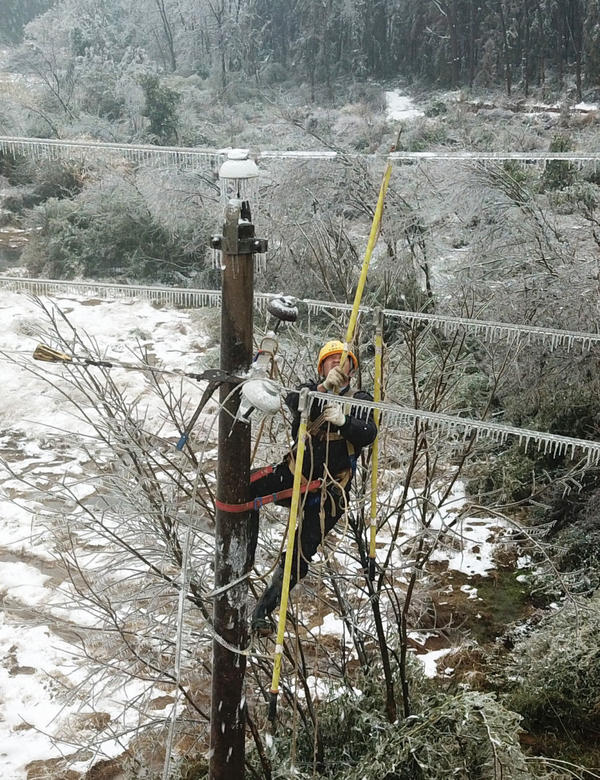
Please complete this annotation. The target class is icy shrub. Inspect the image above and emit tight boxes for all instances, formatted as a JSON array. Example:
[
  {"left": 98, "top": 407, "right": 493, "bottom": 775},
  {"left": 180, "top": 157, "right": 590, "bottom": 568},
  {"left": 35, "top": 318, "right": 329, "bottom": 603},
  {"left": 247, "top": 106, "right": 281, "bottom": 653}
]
[
  {"left": 0, "top": 149, "right": 32, "bottom": 186},
  {"left": 502, "top": 597, "right": 600, "bottom": 736},
  {"left": 140, "top": 74, "right": 181, "bottom": 145},
  {"left": 21, "top": 176, "right": 209, "bottom": 283},
  {"left": 260, "top": 62, "right": 289, "bottom": 85},
  {"left": 260, "top": 665, "right": 543, "bottom": 779},
  {"left": 541, "top": 135, "right": 576, "bottom": 191},
  {"left": 345, "top": 81, "right": 387, "bottom": 113},
  {"left": 425, "top": 99, "right": 448, "bottom": 117},
  {"left": 471, "top": 365, "right": 600, "bottom": 505},
  {"left": 2, "top": 159, "right": 84, "bottom": 217},
  {"left": 531, "top": 476, "right": 600, "bottom": 595},
  {"left": 398, "top": 118, "right": 450, "bottom": 152},
  {"left": 468, "top": 444, "right": 539, "bottom": 504},
  {"left": 450, "top": 360, "right": 494, "bottom": 419}
]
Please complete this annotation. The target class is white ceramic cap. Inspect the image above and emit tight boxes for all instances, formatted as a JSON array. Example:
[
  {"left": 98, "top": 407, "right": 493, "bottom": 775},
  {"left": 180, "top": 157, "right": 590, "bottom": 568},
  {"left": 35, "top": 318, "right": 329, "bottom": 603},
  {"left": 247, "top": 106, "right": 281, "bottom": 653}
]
[{"left": 219, "top": 149, "right": 259, "bottom": 180}]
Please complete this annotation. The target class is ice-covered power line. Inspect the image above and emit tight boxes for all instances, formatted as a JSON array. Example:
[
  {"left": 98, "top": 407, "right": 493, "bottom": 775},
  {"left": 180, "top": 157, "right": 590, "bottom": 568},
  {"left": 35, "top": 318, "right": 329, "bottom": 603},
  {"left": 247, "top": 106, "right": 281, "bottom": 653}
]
[
  {"left": 2, "top": 277, "right": 599, "bottom": 352},
  {"left": 3, "top": 135, "right": 600, "bottom": 166},
  {"left": 0, "top": 136, "right": 224, "bottom": 169},
  {"left": 307, "top": 390, "right": 600, "bottom": 465}
]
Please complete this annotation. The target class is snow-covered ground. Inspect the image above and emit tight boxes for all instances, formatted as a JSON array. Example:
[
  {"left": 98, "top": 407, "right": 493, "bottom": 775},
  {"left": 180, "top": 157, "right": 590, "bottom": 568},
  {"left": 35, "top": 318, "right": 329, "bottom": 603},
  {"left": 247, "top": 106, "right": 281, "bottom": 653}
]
[
  {"left": 0, "top": 288, "right": 515, "bottom": 775},
  {"left": 0, "top": 291, "right": 220, "bottom": 778},
  {"left": 385, "top": 90, "right": 425, "bottom": 122}
]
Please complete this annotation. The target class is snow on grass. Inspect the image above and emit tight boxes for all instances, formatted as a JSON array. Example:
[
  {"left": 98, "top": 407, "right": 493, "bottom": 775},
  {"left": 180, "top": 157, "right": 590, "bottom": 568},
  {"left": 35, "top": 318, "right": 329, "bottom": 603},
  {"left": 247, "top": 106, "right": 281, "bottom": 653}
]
[
  {"left": 376, "top": 480, "right": 506, "bottom": 578},
  {"left": 415, "top": 647, "right": 452, "bottom": 678},
  {"left": 0, "top": 291, "right": 215, "bottom": 438},
  {"left": 296, "top": 675, "right": 362, "bottom": 702},
  {"left": 0, "top": 498, "right": 55, "bottom": 559},
  {"left": 385, "top": 90, "right": 425, "bottom": 122},
  {"left": 0, "top": 620, "right": 85, "bottom": 777}
]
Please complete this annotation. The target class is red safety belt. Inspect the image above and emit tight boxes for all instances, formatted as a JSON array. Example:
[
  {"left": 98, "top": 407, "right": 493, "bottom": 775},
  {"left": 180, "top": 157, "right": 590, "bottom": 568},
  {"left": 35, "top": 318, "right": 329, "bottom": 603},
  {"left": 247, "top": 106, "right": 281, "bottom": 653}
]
[
  {"left": 215, "top": 478, "right": 322, "bottom": 514},
  {"left": 250, "top": 465, "right": 275, "bottom": 482}
]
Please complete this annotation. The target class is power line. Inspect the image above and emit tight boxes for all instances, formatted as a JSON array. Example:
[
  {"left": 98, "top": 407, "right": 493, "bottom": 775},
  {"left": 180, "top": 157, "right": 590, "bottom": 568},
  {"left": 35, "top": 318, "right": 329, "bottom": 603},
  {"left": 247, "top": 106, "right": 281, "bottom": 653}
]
[
  {"left": 2, "top": 135, "right": 600, "bottom": 166},
  {"left": 307, "top": 389, "right": 600, "bottom": 466},
  {"left": 2, "top": 276, "right": 599, "bottom": 352}
]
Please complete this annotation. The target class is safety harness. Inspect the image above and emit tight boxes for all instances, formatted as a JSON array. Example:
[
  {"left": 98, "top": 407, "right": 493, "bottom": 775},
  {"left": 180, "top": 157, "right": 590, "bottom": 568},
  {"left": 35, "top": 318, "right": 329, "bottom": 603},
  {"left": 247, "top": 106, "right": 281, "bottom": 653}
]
[
  {"left": 216, "top": 398, "right": 359, "bottom": 514},
  {"left": 214, "top": 465, "right": 322, "bottom": 513}
]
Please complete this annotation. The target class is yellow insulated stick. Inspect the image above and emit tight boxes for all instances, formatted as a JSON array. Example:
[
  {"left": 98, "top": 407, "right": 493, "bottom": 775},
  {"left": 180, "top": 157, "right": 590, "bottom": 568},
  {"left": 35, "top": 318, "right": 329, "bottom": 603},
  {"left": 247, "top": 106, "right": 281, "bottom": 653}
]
[
  {"left": 339, "top": 135, "right": 397, "bottom": 370},
  {"left": 268, "top": 388, "right": 310, "bottom": 722},
  {"left": 369, "top": 311, "right": 384, "bottom": 581}
]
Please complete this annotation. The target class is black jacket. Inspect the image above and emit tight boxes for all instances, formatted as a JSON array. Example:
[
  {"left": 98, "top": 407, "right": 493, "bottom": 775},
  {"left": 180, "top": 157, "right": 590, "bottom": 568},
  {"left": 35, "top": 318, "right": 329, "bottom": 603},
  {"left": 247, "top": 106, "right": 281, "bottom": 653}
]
[{"left": 285, "top": 382, "right": 377, "bottom": 482}]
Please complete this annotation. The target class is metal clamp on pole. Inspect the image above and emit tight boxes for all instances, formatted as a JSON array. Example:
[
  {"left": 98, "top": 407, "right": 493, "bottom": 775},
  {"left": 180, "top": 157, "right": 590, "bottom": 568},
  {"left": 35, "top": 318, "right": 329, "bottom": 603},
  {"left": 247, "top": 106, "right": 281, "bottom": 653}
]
[{"left": 268, "top": 387, "right": 309, "bottom": 723}]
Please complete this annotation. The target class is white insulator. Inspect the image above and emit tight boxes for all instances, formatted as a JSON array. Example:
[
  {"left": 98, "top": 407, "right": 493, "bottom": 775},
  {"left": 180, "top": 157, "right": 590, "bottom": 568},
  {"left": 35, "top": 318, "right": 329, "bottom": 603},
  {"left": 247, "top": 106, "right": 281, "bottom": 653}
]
[{"left": 241, "top": 379, "right": 281, "bottom": 415}]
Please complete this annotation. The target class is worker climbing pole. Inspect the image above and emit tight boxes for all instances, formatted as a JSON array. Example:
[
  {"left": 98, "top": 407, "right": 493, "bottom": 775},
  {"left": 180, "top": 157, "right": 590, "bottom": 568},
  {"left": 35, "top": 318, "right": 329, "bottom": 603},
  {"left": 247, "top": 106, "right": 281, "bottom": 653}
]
[{"left": 267, "top": 138, "right": 398, "bottom": 723}]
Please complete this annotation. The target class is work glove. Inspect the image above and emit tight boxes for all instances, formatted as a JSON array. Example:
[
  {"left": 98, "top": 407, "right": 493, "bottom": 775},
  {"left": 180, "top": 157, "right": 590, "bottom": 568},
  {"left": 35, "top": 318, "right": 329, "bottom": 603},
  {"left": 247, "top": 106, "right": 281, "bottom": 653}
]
[
  {"left": 322, "top": 366, "right": 347, "bottom": 392},
  {"left": 324, "top": 403, "right": 346, "bottom": 428}
]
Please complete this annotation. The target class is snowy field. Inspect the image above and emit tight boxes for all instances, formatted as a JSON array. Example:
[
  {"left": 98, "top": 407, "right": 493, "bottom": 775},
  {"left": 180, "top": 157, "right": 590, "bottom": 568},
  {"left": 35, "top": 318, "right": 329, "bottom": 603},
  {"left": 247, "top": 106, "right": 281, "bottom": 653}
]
[
  {"left": 0, "top": 288, "right": 512, "bottom": 777},
  {"left": 385, "top": 90, "right": 424, "bottom": 121},
  {"left": 0, "top": 290, "right": 220, "bottom": 778}
]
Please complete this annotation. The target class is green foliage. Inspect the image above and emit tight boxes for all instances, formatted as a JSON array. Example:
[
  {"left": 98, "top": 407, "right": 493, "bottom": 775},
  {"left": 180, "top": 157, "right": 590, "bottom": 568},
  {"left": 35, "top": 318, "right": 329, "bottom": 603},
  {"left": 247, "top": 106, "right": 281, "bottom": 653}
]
[
  {"left": 21, "top": 176, "right": 207, "bottom": 283},
  {"left": 502, "top": 159, "right": 531, "bottom": 186},
  {"left": 140, "top": 74, "right": 180, "bottom": 144},
  {"left": 530, "top": 474, "right": 600, "bottom": 596},
  {"left": 469, "top": 445, "right": 541, "bottom": 504},
  {"left": 424, "top": 100, "right": 448, "bottom": 118},
  {"left": 0, "top": 150, "right": 32, "bottom": 186},
  {"left": 398, "top": 119, "right": 450, "bottom": 152},
  {"left": 452, "top": 359, "right": 495, "bottom": 418},
  {"left": 502, "top": 597, "right": 600, "bottom": 736},
  {"left": 470, "top": 357, "right": 600, "bottom": 504}
]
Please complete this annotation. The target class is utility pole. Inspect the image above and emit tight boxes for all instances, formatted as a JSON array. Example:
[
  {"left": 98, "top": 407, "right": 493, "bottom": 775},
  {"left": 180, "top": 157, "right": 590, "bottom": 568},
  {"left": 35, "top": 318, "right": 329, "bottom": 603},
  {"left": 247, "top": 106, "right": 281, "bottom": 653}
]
[{"left": 209, "top": 151, "right": 266, "bottom": 780}]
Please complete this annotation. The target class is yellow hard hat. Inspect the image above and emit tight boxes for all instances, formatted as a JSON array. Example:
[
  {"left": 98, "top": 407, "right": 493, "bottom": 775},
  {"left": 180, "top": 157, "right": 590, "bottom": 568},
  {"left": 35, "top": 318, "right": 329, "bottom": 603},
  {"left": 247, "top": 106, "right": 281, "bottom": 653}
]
[{"left": 317, "top": 340, "right": 358, "bottom": 375}]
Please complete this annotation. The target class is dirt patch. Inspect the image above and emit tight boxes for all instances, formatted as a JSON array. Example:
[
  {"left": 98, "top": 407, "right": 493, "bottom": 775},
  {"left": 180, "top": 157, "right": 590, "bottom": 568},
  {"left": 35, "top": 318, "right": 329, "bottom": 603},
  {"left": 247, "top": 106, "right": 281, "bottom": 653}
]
[{"left": 424, "top": 564, "right": 535, "bottom": 645}]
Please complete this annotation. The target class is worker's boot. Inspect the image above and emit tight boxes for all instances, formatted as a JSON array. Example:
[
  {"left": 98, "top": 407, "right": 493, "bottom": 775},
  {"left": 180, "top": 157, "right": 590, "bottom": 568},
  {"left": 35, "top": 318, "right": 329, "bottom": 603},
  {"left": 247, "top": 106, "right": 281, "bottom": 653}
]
[{"left": 251, "top": 566, "right": 284, "bottom": 637}]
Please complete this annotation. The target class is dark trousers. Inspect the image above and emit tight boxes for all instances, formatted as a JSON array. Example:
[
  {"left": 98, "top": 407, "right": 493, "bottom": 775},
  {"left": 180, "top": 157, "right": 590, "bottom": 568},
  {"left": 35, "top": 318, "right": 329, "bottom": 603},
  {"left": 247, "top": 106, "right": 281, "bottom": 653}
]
[{"left": 247, "top": 462, "right": 343, "bottom": 615}]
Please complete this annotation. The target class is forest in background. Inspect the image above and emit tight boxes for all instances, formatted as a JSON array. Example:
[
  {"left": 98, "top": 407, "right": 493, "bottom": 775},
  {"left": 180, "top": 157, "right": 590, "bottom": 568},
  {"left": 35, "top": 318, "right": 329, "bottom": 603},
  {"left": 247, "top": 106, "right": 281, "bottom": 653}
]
[{"left": 1, "top": 0, "right": 600, "bottom": 101}]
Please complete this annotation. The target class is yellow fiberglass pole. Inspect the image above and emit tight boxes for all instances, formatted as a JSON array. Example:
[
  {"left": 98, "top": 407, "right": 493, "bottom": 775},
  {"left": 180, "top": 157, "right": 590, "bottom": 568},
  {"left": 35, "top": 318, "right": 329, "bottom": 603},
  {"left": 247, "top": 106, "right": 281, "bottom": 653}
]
[
  {"left": 339, "top": 134, "right": 399, "bottom": 370},
  {"left": 369, "top": 310, "right": 384, "bottom": 581},
  {"left": 268, "top": 388, "right": 309, "bottom": 722}
]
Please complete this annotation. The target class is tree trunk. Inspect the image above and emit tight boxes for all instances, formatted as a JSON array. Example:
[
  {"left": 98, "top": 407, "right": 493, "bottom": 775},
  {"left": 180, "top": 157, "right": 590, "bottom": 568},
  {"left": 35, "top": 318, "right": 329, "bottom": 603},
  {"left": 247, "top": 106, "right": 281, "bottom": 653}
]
[
  {"left": 497, "top": 0, "right": 512, "bottom": 96},
  {"left": 154, "top": 0, "right": 177, "bottom": 72}
]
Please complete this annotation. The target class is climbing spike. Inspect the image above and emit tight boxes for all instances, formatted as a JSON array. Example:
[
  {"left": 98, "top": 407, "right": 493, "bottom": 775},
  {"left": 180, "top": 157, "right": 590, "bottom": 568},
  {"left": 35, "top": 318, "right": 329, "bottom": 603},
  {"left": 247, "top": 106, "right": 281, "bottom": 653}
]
[{"left": 33, "top": 343, "right": 73, "bottom": 363}]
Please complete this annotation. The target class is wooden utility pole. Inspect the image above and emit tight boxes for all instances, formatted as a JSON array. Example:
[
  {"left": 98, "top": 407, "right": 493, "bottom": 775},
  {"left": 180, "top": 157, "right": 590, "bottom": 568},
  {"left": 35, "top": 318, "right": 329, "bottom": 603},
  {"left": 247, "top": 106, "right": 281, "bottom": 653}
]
[{"left": 209, "top": 198, "right": 266, "bottom": 780}]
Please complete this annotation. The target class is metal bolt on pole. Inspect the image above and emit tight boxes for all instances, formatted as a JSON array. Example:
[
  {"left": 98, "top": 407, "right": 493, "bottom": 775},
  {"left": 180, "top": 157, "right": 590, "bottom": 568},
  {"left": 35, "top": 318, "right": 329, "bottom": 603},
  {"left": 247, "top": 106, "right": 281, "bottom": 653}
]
[{"left": 208, "top": 194, "right": 267, "bottom": 780}]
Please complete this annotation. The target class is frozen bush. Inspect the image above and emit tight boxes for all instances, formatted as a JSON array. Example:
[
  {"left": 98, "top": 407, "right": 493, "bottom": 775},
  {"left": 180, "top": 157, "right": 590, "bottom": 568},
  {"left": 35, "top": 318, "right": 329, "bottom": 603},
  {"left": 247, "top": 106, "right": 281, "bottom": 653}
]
[{"left": 502, "top": 597, "right": 600, "bottom": 735}]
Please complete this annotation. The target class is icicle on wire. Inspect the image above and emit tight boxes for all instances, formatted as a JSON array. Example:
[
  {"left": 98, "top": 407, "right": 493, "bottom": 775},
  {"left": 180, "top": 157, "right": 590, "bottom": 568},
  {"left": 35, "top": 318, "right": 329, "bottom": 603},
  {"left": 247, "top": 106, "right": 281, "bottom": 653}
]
[
  {"left": 3, "top": 277, "right": 600, "bottom": 352},
  {"left": 0, "top": 136, "right": 223, "bottom": 172},
  {"left": 5, "top": 136, "right": 600, "bottom": 165},
  {"left": 303, "top": 389, "right": 600, "bottom": 466}
]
